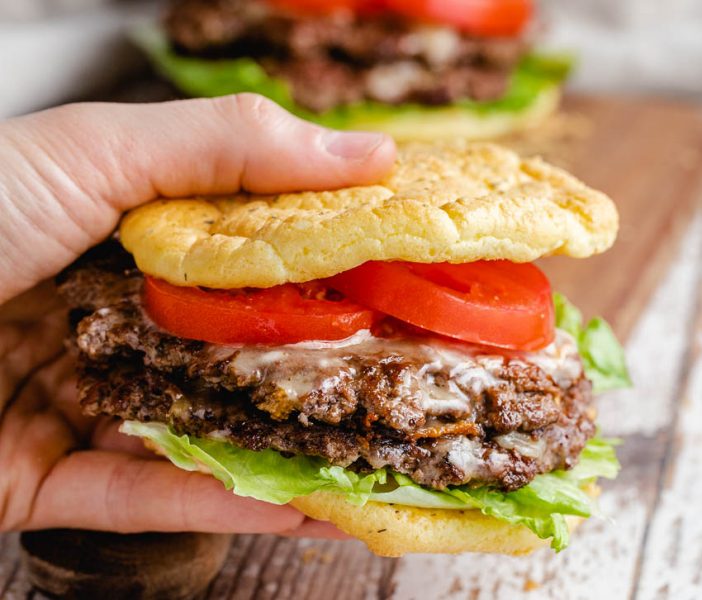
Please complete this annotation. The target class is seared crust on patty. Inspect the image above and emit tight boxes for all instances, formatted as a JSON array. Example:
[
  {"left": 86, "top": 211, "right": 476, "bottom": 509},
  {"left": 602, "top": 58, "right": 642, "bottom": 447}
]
[
  {"left": 78, "top": 360, "right": 594, "bottom": 491},
  {"left": 72, "top": 291, "right": 578, "bottom": 438},
  {"left": 61, "top": 243, "right": 596, "bottom": 491}
]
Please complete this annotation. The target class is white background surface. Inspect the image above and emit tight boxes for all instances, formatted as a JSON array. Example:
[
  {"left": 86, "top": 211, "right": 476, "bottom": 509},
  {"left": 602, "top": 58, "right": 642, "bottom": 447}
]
[
  {"left": 0, "top": 1, "right": 158, "bottom": 118},
  {"left": 1, "top": 0, "right": 701, "bottom": 117},
  {"left": 540, "top": 0, "right": 702, "bottom": 98}
]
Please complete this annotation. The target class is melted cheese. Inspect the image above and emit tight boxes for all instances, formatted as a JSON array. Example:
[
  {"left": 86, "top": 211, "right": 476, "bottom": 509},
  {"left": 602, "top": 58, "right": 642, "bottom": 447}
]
[{"left": 208, "top": 329, "right": 582, "bottom": 423}]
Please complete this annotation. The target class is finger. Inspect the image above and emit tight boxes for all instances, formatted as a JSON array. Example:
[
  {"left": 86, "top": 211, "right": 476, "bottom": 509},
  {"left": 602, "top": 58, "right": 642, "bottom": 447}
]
[
  {"left": 57, "top": 94, "right": 396, "bottom": 199},
  {"left": 27, "top": 95, "right": 397, "bottom": 202},
  {"left": 9, "top": 94, "right": 395, "bottom": 202},
  {"left": 91, "top": 419, "right": 157, "bottom": 458},
  {"left": 36, "top": 353, "right": 94, "bottom": 438},
  {"left": 89, "top": 426, "right": 351, "bottom": 539},
  {"left": 1, "top": 94, "right": 395, "bottom": 301},
  {"left": 282, "top": 518, "right": 351, "bottom": 540},
  {"left": 26, "top": 450, "right": 306, "bottom": 534},
  {"left": 0, "top": 283, "right": 67, "bottom": 409},
  {"left": 88, "top": 427, "right": 352, "bottom": 539}
]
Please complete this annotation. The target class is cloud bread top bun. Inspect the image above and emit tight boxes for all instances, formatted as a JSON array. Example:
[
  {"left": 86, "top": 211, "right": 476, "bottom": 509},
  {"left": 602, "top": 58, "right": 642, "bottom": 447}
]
[{"left": 120, "top": 141, "right": 618, "bottom": 289}]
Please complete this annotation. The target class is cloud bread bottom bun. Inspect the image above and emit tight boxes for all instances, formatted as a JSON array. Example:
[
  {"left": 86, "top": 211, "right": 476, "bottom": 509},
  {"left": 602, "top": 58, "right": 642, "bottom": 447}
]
[{"left": 291, "top": 492, "right": 587, "bottom": 558}]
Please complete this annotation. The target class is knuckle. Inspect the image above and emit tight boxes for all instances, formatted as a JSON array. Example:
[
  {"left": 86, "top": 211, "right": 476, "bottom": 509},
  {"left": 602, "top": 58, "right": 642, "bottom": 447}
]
[{"left": 213, "top": 93, "right": 288, "bottom": 131}]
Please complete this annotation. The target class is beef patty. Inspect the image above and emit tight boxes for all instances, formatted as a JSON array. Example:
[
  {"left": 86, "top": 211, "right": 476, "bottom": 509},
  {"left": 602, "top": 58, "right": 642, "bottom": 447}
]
[
  {"left": 59, "top": 241, "right": 597, "bottom": 492},
  {"left": 164, "top": 0, "right": 527, "bottom": 112}
]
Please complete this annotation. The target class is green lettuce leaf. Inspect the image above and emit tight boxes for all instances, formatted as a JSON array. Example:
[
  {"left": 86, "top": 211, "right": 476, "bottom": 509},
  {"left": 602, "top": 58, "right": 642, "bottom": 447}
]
[
  {"left": 132, "top": 24, "right": 572, "bottom": 128},
  {"left": 554, "top": 293, "right": 632, "bottom": 392},
  {"left": 122, "top": 421, "right": 618, "bottom": 551}
]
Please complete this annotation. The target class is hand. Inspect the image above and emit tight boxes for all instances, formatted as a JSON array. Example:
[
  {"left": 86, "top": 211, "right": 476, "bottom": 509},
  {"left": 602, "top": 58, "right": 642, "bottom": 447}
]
[{"left": 0, "top": 94, "right": 396, "bottom": 535}]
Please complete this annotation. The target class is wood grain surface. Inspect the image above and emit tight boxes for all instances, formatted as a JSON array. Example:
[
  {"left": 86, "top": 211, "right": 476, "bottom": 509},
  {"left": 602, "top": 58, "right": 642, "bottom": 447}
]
[
  {"left": 537, "top": 96, "right": 702, "bottom": 340},
  {"left": 1, "top": 94, "right": 702, "bottom": 599}
]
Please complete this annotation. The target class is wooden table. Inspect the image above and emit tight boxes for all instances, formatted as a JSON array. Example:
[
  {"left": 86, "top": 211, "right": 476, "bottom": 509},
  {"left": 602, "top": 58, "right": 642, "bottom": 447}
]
[{"left": 1, "top": 93, "right": 702, "bottom": 599}]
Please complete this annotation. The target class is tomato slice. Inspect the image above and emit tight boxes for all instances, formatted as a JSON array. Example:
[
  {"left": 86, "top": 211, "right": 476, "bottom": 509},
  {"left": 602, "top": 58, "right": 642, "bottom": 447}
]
[
  {"left": 143, "top": 277, "right": 379, "bottom": 345},
  {"left": 327, "top": 261, "right": 554, "bottom": 351},
  {"left": 383, "top": 0, "right": 533, "bottom": 36}
]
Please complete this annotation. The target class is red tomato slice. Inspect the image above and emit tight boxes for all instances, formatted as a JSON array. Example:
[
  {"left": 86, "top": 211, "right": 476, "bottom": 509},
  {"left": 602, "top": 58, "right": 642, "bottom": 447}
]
[
  {"left": 327, "top": 260, "right": 554, "bottom": 351},
  {"left": 143, "top": 277, "right": 379, "bottom": 345},
  {"left": 384, "top": 0, "right": 533, "bottom": 36}
]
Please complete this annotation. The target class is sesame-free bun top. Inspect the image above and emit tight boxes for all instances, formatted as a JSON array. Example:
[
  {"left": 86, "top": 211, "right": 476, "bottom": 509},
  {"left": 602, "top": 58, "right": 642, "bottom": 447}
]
[{"left": 120, "top": 141, "right": 618, "bottom": 289}]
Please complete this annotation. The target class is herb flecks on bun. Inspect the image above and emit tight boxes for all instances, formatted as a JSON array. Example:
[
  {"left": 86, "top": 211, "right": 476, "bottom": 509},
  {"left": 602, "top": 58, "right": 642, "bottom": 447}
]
[
  {"left": 59, "top": 141, "right": 628, "bottom": 556},
  {"left": 120, "top": 141, "right": 617, "bottom": 290}
]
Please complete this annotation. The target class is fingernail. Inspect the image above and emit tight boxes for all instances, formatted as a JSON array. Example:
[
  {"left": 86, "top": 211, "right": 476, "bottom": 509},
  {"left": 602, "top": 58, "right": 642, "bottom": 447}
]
[{"left": 322, "top": 130, "right": 387, "bottom": 160}]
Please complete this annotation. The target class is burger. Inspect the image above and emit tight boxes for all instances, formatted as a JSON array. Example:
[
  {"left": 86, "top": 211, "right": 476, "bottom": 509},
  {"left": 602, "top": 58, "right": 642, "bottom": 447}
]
[
  {"left": 58, "top": 141, "right": 629, "bottom": 556},
  {"left": 135, "top": 0, "right": 571, "bottom": 141}
]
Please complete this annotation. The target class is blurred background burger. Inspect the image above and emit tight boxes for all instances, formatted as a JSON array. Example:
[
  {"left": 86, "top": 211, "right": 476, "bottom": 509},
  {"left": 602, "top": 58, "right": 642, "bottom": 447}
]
[
  {"left": 2, "top": 0, "right": 701, "bottom": 128},
  {"left": 136, "top": 0, "right": 569, "bottom": 141}
]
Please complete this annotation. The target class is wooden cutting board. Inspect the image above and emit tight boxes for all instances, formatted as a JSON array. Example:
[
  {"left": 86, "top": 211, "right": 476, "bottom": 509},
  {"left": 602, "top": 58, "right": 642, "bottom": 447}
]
[{"left": 532, "top": 95, "right": 702, "bottom": 340}]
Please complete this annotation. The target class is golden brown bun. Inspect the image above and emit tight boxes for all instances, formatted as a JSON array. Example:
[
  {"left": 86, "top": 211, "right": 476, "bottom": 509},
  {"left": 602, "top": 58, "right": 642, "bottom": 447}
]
[
  {"left": 120, "top": 140, "right": 618, "bottom": 289},
  {"left": 291, "top": 492, "right": 584, "bottom": 557}
]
